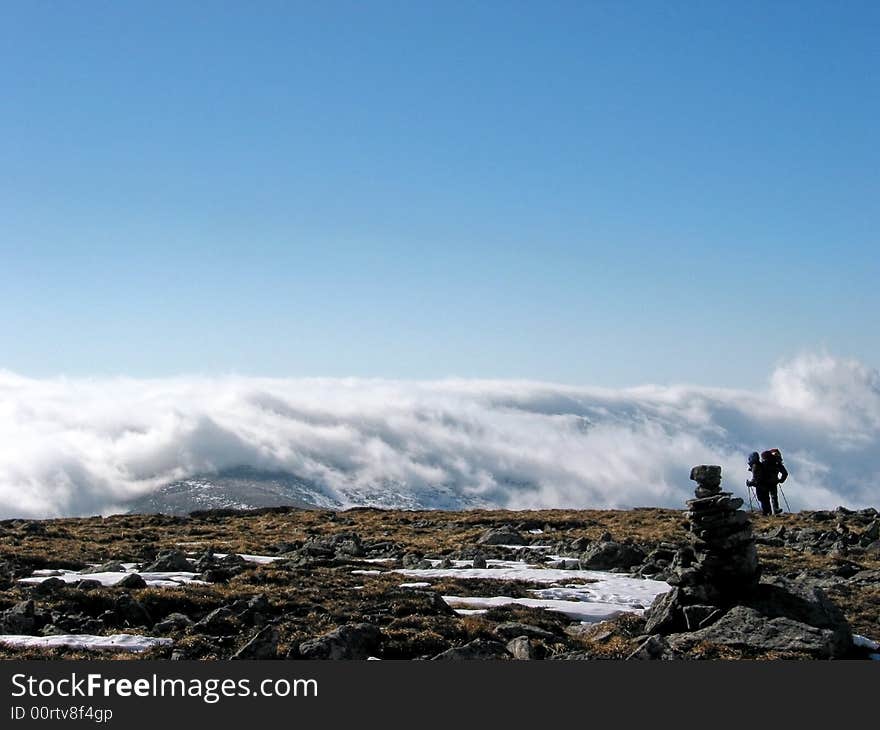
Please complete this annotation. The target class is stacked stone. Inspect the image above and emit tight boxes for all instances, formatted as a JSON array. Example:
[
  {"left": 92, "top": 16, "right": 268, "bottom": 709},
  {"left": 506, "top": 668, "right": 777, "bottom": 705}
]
[{"left": 681, "top": 465, "right": 760, "bottom": 597}]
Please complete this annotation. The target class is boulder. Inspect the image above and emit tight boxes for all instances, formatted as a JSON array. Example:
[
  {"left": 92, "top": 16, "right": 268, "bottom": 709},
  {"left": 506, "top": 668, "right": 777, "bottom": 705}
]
[
  {"left": 154, "top": 612, "right": 194, "bottom": 633},
  {"left": 667, "top": 605, "right": 849, "bottom": 658},
  {"left": 31, "top": 577, "right": 66, "bottom": 595},
  {"left": 493, "top": 622, "right": 559, "bottom": 642},
  {"left": 82, "top": 561, "right": 126, "bottom": 574},
  {"left": 579, "top": 541, "right": 646, "bottom": 571},
  {"left": 75, "top": 579, "right": 104, "bottom": 591},
  {"left": 193, "top": 607, "right": 239, "bottom": 636},
  {"left": 143, "top": 550, "right": 195, "bottom": 572},
  {"left": 113, "top": 595, "right": 152, "bottom": 627},
  {"left": 477, "top": 528, "right": 527, "bottom": 546},
  {"left": 506, "top": 636, "right": 536, "bottom": 660},
  {"left": 116, "top": 573, "right": 147, "bottom": 589},
  {"left": 1, "top": 600, "right": 37, "bottom": 634},
  {"left": 643, "top": 588, "right": 685, "bottom": 635},
  {"left": 626, "top": 635, "right": 680, "bottom": 660},
  {"left": 232, "top": 624, "right": 280, "bottom": 660},
  {"left": 298, "top": 623, "right": 382, "bottom": 660},
  {"left": 431, "top": 638, "right": 511, "bottom": 660}
]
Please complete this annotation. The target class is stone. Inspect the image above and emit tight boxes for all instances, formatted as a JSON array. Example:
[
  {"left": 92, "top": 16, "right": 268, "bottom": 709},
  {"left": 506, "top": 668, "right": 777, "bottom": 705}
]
[
  {"left": 477, "top": 528, "right": 526, "bottom": 546},
  {"left": 1, "top": 600, "right": 37, "bottom": 634},
  {"left": 116, "top": 573, "right": 147, "bottom": 589},
  {"left": 667, "top": 605, "right": 848, "bottom": 659},
  {"left": 579, "top": 541, "right": 646, "bottom": 571},
  {"left": 231, "top": 624, "right": 280, "bottom": 660},
  {"left": 193, "top": 607, "right": 239, "bottom": 635},
  {"left": 643, "top": 588, "right": 685, "bottom": 635},
  {"left": 506, "top": 636, "right": 536, "bottom": 660},
  {"left": 154, "top": 613, "right": 194, "bottom": 633},
  {"left": 493, "top": 622, "right": 558, "bottom": 642},
  {"left": 298, "top": 623, "right": 382, "bottom": 660},
  {"left": 682, "top": 604, "right": 722, "bottom": 631},
  {"left": 82, "top": 561, "right": 126, "bottom": 574},
  {"left": 626, "top": 635, "right": 679, "bottom": 660},
  {"left": 431, "top": 638, "right": 511, "bottom": 660},
  {"left": 31, "top": 577, "right": 66, "bottom": 595},
  {"left": 144, "top": 549, "right": 195, "bottom": 572},
  {"left": 689, "top": 465, "right": 722, "bottom": 483},
  {"left": 472, "top": 553, "right": 487, "bottom": 569},
  {"left": 113, "top": 595, "right": 152, "bottom": 627},
  {"left": 75, "top": 579, "right": 104, "bottom": 591}
]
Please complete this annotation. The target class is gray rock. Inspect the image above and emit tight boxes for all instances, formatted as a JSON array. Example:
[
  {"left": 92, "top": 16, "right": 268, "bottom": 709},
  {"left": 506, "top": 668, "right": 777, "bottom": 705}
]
[
  {"left": 626, "top": 635, "right": 679, "bottom": 660},
  {"left": 506, "top": 636, "right": 536, "bottom": 660},
  {"left": 493, "top": 622, "right": 558, "bottom": 642},
  {"left": 75, "top": 579, "right": 104, "bottom": 591},
  {"left": 682, "top": 604, "right": 722, "bottom": 631},
  {"left": 154, "top": 612, "right": 194, "bottom": 633},
  {"left": 667, "top": 605, "right": 848, "bottom": 658},
  {"left": 580, "top": 541, "right": 646, "bottom": 570},
  {"left": 231, "top": 624, "right": 280, "bottom": 660},
  {"left": 144, "top": 550, "right": 195, "bottom": 572},
  {"left": 82, "top": 561, "right": 126, "bottom": 574},
  {"left": 194, "top": 607, "right": 238, "bottom": 635},
  {"left": 31, "top": 577, "right": 66, "bottom": 595},
  {"left": 116, "top": 573, "right": 147, "bottom": 589},
  {"left": 743, "top": 577, "right": 852, "bottom": 655},
  {"left": 113, "top": 595, "right": 152, "bottom": 627},
  {"left": 298, "top": 623, "right": 382, "bottom": 660},
  {"left": 643, "top": 588, "right": 685, "bottom": 635},
  {"left": 431, "top": 638, "right": 511, "bottom": 660},
  {"left": 690, "top": 465, "right": 722, "bottom": 482},
  {"left": 472, "top": 553, "right": 487, "bottom": 569},
  {"left": 1, "top": 600, "right": 36, "bottom": 634},
  {"left": 477, "top": 528, "right": 526, "bottom": 546}
]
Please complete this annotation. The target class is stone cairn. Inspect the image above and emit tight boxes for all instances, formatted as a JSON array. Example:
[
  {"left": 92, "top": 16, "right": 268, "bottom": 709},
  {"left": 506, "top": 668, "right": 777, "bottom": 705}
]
[{"left": 671, "top": 465, "right": 760, "bottom": 601}]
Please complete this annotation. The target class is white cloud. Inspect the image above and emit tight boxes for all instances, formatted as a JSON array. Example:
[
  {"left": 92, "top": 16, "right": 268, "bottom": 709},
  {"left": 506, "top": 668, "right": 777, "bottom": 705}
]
[{"left": 0, "top": 353, "right": 877, "bottom": 518}]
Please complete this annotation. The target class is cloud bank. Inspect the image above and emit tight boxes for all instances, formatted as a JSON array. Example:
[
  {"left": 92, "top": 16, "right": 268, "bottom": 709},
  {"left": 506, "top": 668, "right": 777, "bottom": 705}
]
[{"left": 0, "top": 353, "right": 878, "bottom": 519}]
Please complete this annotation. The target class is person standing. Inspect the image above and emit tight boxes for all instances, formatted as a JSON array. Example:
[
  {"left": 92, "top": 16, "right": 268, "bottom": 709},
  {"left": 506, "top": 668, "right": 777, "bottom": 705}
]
[{"left": 756, "top": 449, "right": 788, "bottom": 515}]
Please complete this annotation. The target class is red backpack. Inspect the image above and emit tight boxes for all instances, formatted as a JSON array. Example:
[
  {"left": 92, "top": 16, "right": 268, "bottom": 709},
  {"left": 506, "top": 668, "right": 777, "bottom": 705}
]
[{"left": 761, "top": 448, "right": 783, "bottom": 467}]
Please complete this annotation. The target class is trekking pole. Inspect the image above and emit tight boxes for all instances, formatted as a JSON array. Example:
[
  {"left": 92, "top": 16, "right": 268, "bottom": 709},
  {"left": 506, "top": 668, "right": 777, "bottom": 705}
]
[
  {"left": 779, "top": 486, "right": 791, "bottom": 513},
  {"left": 746, "top": 482, "right": 754, "bottom": 512}
]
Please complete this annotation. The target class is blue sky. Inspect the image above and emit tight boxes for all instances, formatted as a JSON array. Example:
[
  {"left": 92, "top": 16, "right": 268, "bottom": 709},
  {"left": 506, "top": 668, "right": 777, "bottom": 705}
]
[{"left": 1, "top": 1, "right": 877, "bottom": 387}]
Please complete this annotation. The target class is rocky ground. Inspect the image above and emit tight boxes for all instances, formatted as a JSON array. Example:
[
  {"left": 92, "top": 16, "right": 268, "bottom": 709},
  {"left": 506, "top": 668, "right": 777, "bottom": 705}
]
[{"left": 0, "top": 505, "right": 878, "bottom": 660}]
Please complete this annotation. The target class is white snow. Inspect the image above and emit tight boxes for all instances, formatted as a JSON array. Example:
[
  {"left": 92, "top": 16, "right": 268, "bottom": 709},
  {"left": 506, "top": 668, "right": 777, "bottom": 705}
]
[
  {"left": 0, "top": 634, "right": 172, "bottom": 653},
  {"left": 30, "top": 569, "right": 78, "bottom": 577},
  {"left": 349, "top": 560, "right": 673, "bottom": 623},
  {"left": 19, "top": 572, "right": 207, "bottom": 588},
  {"left": 396, "top": 565, "right": 667, "bottom": 604},
  {"left": 213, "top": 553, "right": 283, "bottom": 565},
  {"left": 442, "top": 595, "right": 637, "bottom": 622},
  {"left": 351, "top": 570, "right": 383, "bottom": 575},
  {"left": 399, "top": 582, "right": 432, "bottom": 588}
]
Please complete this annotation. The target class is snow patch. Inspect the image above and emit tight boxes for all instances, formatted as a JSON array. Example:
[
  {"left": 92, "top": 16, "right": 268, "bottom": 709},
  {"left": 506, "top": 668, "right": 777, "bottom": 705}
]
[{"left": 0, "top": 634, "right": 172, "bottom": 653}]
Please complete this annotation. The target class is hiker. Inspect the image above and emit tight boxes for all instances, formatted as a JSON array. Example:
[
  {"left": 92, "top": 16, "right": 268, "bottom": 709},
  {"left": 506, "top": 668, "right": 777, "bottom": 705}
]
[
  {"left": 754, "top": 448, "right": 788, "bottom": 516},
  {"left": 745, "top": 451, "right": 761, "bottom": 511}
]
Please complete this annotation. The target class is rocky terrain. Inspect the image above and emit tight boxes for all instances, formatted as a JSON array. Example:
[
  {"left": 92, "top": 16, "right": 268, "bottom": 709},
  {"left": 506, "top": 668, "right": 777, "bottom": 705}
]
[{"left": 0, "top": 500, "right": 878, "bottom": 660}]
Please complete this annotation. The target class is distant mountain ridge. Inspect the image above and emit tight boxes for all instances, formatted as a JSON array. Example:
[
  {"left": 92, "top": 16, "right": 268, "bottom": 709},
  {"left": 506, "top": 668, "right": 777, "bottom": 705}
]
[
  {"left": 123, "top": 466, "right": 340, "bottom": 515},
  {"left": 123, "top": 465, "right": 494, "bottom": 515}
]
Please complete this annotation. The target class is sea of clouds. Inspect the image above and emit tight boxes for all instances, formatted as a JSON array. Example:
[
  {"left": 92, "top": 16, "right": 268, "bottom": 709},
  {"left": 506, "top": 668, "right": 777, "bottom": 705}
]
[{"left": 0, "top": 353, "right": 878, "bottom": 519}]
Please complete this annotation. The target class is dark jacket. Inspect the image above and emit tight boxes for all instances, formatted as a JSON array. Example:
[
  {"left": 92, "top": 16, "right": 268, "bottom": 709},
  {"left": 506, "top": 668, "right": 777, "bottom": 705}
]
[{"left": 756, "top": 460, "right": 788, "bottom": 490}]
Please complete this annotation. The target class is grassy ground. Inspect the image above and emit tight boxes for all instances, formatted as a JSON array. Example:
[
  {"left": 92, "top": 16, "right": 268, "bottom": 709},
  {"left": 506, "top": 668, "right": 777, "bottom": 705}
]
[{"left": 0, "top": 507, "right": 877, "bottom": 660}]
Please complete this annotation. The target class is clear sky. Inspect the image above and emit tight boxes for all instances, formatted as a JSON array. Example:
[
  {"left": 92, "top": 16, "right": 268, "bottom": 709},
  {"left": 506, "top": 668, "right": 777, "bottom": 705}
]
[{"left": 1, "top": 1, "right": 877, "bottom": 387}]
